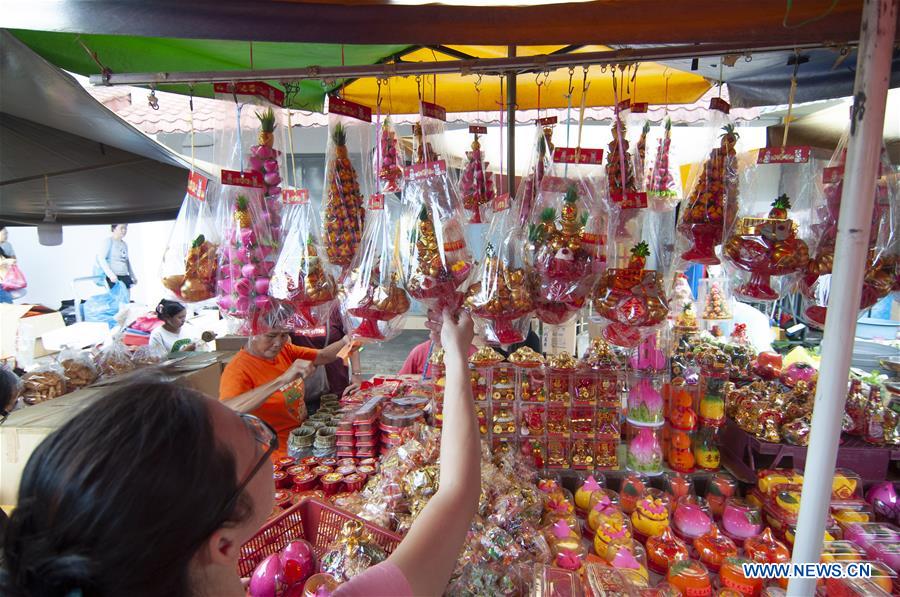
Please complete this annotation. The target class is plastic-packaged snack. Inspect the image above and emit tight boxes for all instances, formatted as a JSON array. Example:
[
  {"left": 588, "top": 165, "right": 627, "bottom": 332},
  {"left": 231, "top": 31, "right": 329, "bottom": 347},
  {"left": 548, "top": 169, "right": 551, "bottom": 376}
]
[
  {"left": 647, "top": 117, "right": 681, "bottom": 211},
  {"left": 215, "top": 181, "right": 278, "bottom": 332},
  {"left": 723, "top": 146, "right": 815, "bottom": 301},
  {"left": 59, "top": 347, "right": 99, "bottom": 390},
  {"left": 269, "top": 188, "right": 337, "bottom": 334},
  {"left": 322, "top": 97, "right": 373, "bottom": 269},
  {"left": 400, "top": 104, "right": 472, "bottom": 314},
  {"left": 800, "top": 134, "right": 897, "bottom": 326},
  {"left": 459, "top": 125, "right": 496, "bottom": 223},
  {"left": 528, "top": 147, "right": 608, "bottom": 325},
  {"left": 97, "top": 337, "right": 135, "bottom": 379},
  {"left": 21, "top": 361, "right": 67, "bottom": 404},
  {"left": 676, "top": 99, "right": 740, "bottom": 265},
  {"left": 341, "top": 194, "right": 410, "bottom": 343},
  {"left": 132, "top": 343, "right": 168, "bottom": 367},
  {"left": 465, "top": 193, "right": 534, "bottom": 345},
  {"left": 160, "top": 172, "right": 220, "bottom": 303},
  {"left": 515, "top": 118, "right": 556, "bottom": 228}
]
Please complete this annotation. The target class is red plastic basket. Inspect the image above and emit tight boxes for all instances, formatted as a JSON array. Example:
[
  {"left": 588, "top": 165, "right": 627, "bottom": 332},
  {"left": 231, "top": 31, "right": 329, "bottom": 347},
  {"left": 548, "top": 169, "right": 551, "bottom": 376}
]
[{"left": 238, "top": 497, "right": 403, "bottom": 578}]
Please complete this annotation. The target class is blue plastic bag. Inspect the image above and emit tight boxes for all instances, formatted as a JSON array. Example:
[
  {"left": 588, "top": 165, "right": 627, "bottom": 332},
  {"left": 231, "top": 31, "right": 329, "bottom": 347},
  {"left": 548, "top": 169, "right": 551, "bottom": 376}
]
[{"left": 82, "top": 282, "right": 129, "bottom": 328}]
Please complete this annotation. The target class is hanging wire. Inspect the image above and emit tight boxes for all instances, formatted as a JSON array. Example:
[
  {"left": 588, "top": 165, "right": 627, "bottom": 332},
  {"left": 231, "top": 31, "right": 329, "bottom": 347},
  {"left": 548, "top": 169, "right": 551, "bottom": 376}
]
[
  {"left": 781, "top": 50, "right": 802, "bottom": 147},
  {"left": 718, "top": 61, "right": 725, "bottom": 99},
  {"left": 564, "top": 66, "right": 575, "bottom": 176},
  {"left": 575, "top": 66, "right": 590, "bottom": 161},
  {"left": 188, "top": 85, "right": 196, "bottom": 173},
  {"left": 499, "top": 74, "right": 505, "bottom": 195},
  {"left": 375, "top": 77, "right": 383, "bottom": 193}
]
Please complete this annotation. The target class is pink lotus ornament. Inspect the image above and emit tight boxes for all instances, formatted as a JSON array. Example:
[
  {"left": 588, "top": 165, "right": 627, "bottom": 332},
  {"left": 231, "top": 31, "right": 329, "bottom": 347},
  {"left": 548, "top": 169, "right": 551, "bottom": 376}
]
[
  {"left": 626, "top": 427, "right": 663, "bottom": 475},
  {"left": 242, "top": 264, "right": 258, "bottom": 279},
  {"left": 866, "top": 482, "right": 899, "bottom": 523},
  {"left": 255, "top": 278, "right": 270, "bottom": 295},
  {"left": 627, "top": 377, "right": 665, "bottom": 425},
  {"left": 234, "top": 278, "right": 252, "bottom": 297},
  {"left": 264, "top": 159, "right": 279, "bottom": 173},
  {"left": 240, "top": 228, "right": 258, "bottom": 247},
  {"left": 673, "top": 496, "right": 713, "bottom": 540},
  {"left": 629, "top": 334, "right": 667, "bottom": 372},
  {"left": 248, "top": 156, "right": 264, "bottom": 171}
]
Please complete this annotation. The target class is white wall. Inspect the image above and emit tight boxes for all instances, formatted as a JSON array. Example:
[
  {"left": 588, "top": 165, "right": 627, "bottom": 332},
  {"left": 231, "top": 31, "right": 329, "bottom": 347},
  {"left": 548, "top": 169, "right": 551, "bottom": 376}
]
[{"left": 4, "top": 221, "right": 173, "bottom": 310}]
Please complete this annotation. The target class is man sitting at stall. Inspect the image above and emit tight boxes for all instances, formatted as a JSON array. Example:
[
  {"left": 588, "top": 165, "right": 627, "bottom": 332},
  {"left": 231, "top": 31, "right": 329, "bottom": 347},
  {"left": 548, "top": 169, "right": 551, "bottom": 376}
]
[{"left": 219, "top": 303, "right": 350, "bottom": 455}]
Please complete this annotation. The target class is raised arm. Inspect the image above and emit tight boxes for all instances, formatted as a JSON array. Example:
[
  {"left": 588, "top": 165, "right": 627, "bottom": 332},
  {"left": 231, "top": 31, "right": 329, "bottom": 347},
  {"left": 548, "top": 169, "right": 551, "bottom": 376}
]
[
  {"left": 312, "top": 335, "right": 350, "bottom": 366},
  {"left": 384, "top": 309, "right": 479, "bottom": 596},
  {"left": 220, "top": 360, "right": 313, "bottom": 413}
]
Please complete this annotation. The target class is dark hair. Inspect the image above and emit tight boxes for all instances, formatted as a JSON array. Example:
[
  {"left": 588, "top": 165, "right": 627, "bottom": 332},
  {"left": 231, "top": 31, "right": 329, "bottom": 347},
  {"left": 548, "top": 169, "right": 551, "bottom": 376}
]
[
  {"left": 110, "top": 224, "right": 126, "bottom": 232},
  {"left": 0, "top": 366, "right": 19, "bottom": 415},
  {"left": 156, "top": 299, "right": 186, "bottom": 320},
  {"left": 1, "top": 380, "right": 251, "bottom": 597}
]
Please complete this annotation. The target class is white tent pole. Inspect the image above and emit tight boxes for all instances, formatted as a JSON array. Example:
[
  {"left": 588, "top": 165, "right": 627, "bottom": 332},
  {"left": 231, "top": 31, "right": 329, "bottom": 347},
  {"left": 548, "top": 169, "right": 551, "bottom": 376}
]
[{"left": 787, "top": 0, "right": 897, "bottom": 595}]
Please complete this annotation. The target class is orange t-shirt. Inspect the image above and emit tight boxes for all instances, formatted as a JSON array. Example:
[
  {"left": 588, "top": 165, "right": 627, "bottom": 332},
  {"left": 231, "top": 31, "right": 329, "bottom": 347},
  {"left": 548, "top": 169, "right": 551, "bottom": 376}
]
[{"left": 219, "top": 343, "right": 318, "bottom": 450}]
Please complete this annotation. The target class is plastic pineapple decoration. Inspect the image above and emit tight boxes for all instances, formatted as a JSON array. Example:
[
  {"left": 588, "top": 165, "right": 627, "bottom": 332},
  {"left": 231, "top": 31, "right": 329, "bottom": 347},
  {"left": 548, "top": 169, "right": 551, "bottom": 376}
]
[
  {"left": 647, "top": 117, "right": 678, "bottom": 209},
  {"left": 324, "top": 123, "right": 365, "bottom": 268},
  {"left": 680, "top": 125, "right": 740, "bottom": 264},
  {"left": 518, "top": 127, "right": 554, "bottom": 227},
  {"left": 377, "top": 117, "right": 402, "bottom": 193},
  {"left": 459, "top": 133, "right": 496, "bottom": 223},
  {"left": 216, "top": 194, "right": 276, "bottom": 326},
  {"left": 465, "top": 242, "right": 534, "bottom": 345},
  {"left": 593, "top": 241, "right": 669, "bottom": 347},
  {"left": 723, "top": 193, "right": 810, "bottom": 301},
  {"left": 287, "top": 236, "right": 337, "bottom": 329},
  {"left": 406, "top": 205, "right": 471, "bottom": 308},
  {"left": 607, "top": 114, "right": 639, "bottom": 239},
  {"left": 248, "top": 108, "right": 283, "bottom": 242}
]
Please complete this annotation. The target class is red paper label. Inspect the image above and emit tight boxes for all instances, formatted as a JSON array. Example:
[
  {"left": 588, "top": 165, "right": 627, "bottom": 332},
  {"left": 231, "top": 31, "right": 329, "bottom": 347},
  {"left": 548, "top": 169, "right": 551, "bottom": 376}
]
[
  {"left": 186, "top": 171, "right": 209, "bottom": 201},
  {"left": 757, "top": 146, "right": 811, "bottom": 164},
  {"left": 405, "top": 160, "right": 447, "bottom": 181},
  {"left": 610, "top": 191, "right": 648, "bottom": 209},
  {"left": 709, "top": 97, "right": 731, "bottom": 114},
  {"left": 368, "top": 193, "right": 385, "bottom": 210},
  {"left": 493, "top": 193, "right": 510, "bottom": 212},
  {"left": 213, "top": 82, "right": 285, "bottom": 107},
  {"left": 420, "top": 101, "right": 447, "bottom": 122},
  {"left": 630, "top": 102, "right": 649, "bottom": 114},
  {"left": 221, "top": 169, "right": 264, "bottom": 188},
  {"left": 552, "top": 147, "right": 604, "bottom": 164},
  {"left": 468, "top": 124, "right": 488, "bottom": 135},
  {"left": 537, "top": 116, "right": 558, "bottom": 126},
  {"left": 616, "top": 99, "right": 631, "bottom": 112},
  {"left": 328, "top": 97, "right": 372, "bottom": 122},
  {"left": 822, "top": 166, "right": 843, "bottom": 184},
  {"left": 282, "top": 188, "right": 309, "bottom": 205}
]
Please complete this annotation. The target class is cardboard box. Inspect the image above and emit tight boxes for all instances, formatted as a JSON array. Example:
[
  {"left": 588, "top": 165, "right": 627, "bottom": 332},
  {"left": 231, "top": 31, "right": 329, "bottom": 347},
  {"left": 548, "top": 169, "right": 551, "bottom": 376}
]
[
  {"left": 0, "top": 352, "right": 233, "bottom": 505},
  {"left": 215, "top": 335, "right": 249, "bottom": 352},
  {"left": 0, "top": 305, "right": 66, "bottom": 362}
]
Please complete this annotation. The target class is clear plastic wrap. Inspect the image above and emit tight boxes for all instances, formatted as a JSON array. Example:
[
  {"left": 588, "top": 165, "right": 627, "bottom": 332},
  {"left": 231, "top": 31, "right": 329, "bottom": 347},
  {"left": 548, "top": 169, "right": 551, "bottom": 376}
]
[
  {"left": 647, "top": 117, "right": 682, "bottom": 211},
  {"left": 341, "top": 194, "right": 411, "bottom": 343},
  {"left": 59, "top": 347, "right": 99, "bottom": 391},
  {"left": 215, "top": 180, "right": 278, "bottom": 333},
  {"left": 800, "top": 135, "right": 897, "bottom": 326},
  {"left": 322, "top": 97, "right": 373, "bottom": 270},
  {"left": 607, "top": 102, "right": 647, "bottom": 241},
  {"left": 97, "top": 337, "right": 135, "bottom": 379},
  {"left": 516, "top": 119, "right": 556, "bottom": 229},
  {"left": 721, "top": 146, "right": 814, "bottom": 301},
  {"left": 676, "top": 100, "right": 740, "bottom": 265},
  {"left": 592, "top": 240, "right": 670, "bottom": 348},
  {"left": 464, "top": 194, "right": 534, "bottom": 346},
  {"left": 21, "top": 361, "right": 67, "bottom": 404},
  {"left": 160, "top": 172, "right": 220, "bottom": 303},
  {"left": 269, "top": 189, "right": 338, "bottom": 334},
  {"left": 459, "top": 126, "right": 496, "bottom": 223},
  {"left": 375, "top": 116, "right": 403, "bottom": 194},
  {"left": 528, "top": 147, "right": 608, "bottom": 325},
  {"left": 132, "top": 343, "right": 168, "bottom": 367},
  {"left": 401, "top": 103, "right": 473, "bottom": 314}
]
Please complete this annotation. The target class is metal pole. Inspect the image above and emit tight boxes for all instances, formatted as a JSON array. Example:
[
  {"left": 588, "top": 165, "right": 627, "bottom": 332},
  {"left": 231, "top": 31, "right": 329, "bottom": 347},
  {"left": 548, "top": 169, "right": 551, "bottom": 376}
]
[
  {"left": 787, "top": 0, "right": 897, "bottom": 595},
  {"left": 89, "top": 40, "right": 841, "bottom": 87},
  {"left": 507, "top": 45, "right": 517, "bottom": 196}
]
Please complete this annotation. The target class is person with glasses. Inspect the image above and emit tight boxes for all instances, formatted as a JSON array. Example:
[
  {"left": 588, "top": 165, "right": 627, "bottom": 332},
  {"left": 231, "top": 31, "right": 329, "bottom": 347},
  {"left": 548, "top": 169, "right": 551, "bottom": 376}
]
[
  {"left": 0, "top": 308, "right": 480, "bottom": 597},
  {"left": 219, "top": 303, "right": 352, "bottom": 456}
]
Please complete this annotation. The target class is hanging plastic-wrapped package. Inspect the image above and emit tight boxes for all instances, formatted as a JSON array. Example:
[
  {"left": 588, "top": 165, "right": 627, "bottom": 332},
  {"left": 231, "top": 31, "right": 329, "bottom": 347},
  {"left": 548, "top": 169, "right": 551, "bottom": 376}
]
[
  {"left": 212, "top": 82, "right": 286, "bottom": 243},
  {"left": 401, "top": 101, "right": 473, "bottom": 314},
  {"left": 800, "top": 135, "right": 897, "bottom": 326},
  {"left": 459, "top": 125, "right": 496, "bottom": 223},
  {"left": 629, "top": 102, "right": 651, "bottom": 194},
  {"left": 215, "top": 173, "right": 278, "bottom": 333},
  {"left": 676, "top": 99, "right": 740, "bottom": 265},
  {"left": 515, "top": 117, "right": 556, "bottom": 228},
  {"left": 160, "top": 171, "right": 221, "bottom": 303},
  {"left": 592, "top": 240, "right": 670, "bottom": 348},
  {"left": 269, "top": 188, "right": 337, "bottom": 335},
  {"left": 341, "top": 193, "right": 410, "bottom": 342},
  {"left": 606, "top": 100, "right": 648, "bottom": 242},
  {"left": 528, "top": 146, "right": 608, "bottom": 325},
  {"left": 646, "top": 117, "right": 682, "bottom": 212},
  {"left": 465, "top": 192, "right": 534, "bottom": 345},
  {"left": 322, "top": 96, "right": 373, "bottom": 270},
  {"left": 375, "top": 115, "right": 403, "bottom": 194},
  {"left": 722, "top": 146, "right": 815, "bottom": 301}
]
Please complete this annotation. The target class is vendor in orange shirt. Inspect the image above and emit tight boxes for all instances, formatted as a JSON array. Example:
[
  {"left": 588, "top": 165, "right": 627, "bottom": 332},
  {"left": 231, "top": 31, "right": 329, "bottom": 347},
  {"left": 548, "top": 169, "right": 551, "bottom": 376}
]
[{"left": 219, "top": 305, "right": 350, "bottom": 452}]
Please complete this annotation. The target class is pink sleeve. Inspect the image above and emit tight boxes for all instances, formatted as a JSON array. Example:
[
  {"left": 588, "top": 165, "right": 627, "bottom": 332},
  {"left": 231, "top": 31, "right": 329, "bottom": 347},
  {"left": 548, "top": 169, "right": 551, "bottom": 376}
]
[
  {"left": 333, "top": 561, "right": 413, "bottom": 597},
  {"left": 398, "top": 342, "right": 428, "bottom": 375}
]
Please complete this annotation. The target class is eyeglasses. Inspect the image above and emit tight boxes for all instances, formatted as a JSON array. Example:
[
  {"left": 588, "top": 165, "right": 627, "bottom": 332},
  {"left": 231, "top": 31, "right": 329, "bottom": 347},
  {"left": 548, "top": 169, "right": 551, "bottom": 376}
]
[{"left": 211, "top": 413, "right": 278, "bottom": 528}]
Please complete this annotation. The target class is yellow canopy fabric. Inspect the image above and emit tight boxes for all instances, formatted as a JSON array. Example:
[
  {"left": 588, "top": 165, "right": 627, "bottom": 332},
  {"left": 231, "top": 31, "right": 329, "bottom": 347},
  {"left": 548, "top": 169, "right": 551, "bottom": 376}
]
[{"left": 342, "top": 45, "right": 710, "bottom": 114}]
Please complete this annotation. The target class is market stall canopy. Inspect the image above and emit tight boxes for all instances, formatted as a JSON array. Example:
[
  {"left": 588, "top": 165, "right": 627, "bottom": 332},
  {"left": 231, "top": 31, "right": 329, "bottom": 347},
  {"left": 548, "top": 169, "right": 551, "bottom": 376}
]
[
  {"left": 0, "top": 30, "right": 193, "bottom": 225},
  {"left": 1, "top": 0, "right": 885, "bottom": 46}
]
